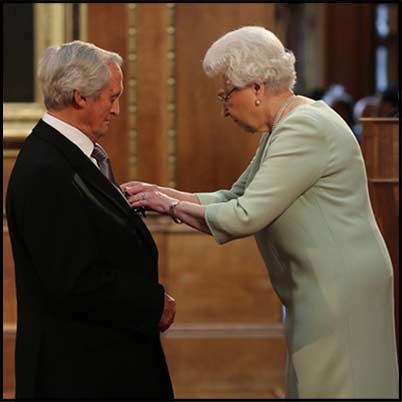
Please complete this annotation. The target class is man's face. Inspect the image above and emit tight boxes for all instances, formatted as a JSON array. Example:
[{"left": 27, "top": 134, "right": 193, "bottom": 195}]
[{"left": 84, "top": 63, "right": 123, "bottom": 141}]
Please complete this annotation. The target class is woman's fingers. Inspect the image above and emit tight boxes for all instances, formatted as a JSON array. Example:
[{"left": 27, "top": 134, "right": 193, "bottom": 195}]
[
  {"left": 128, "top": 191, "right": 175, "bottom": 215},
  {"left": 128, "top": 193, "right": 145, "bottom": 206},
  {"left": 121, "top": 181, "right": 157, "bottom": 196},
  {"left": 128, "top": 191, "right": 153, "bottom": 208},
  {"left": 121, "top": 182, "right": 145, "bottom": 195},
  {"left": 120, "top": 180, "right": 139, "bottom": 188}
]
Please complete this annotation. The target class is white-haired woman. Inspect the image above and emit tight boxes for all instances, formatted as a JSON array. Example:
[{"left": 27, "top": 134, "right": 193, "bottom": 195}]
[{"left": 122, "top": 27, "right": 398, "bottom": 398}]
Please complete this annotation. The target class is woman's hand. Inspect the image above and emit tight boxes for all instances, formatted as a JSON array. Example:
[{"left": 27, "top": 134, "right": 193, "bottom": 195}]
[
  {"left": 121, "top": 180, "right": 200, "bottom": 205},
  {"left": 126, "top": 188, "right": 211, "bottom": 234},
  {"left": 120, "top": 181, "right": 159, "bottom": 197},
  {"left": 127, "top": 190, "right": 177, "bottom": 215}
]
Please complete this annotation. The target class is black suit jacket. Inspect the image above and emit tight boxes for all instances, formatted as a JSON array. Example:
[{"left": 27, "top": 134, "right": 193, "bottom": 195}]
[{"left": 6, "top": 120, "right": 173, "bottom": 400}]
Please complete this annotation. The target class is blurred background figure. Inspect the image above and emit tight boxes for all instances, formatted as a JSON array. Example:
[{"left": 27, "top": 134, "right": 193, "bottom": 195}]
[
  {"left": 322, "top": 84, "right": 355, "bottom": 130},
  {"left": 376, "top": 85, "right": 399, "bottom": 117},
  {"left": 351, "top": 85, "right": 399, "bottom": 143},
  {"left": 307, "top": 87, "right": 326, "bottom": 101},
  {"left": 353, "top": 95, "right": 379, "bottom": 143}
]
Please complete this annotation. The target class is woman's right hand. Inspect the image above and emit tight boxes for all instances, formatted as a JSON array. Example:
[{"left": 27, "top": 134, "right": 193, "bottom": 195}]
[{"left": 121, "top": 181, "right": 200, "bottom": 205}]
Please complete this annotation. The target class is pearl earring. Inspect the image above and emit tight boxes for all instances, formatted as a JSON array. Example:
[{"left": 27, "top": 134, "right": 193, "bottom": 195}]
[{"left": 255, "top": 100, "right": 261, "bottom": 106}]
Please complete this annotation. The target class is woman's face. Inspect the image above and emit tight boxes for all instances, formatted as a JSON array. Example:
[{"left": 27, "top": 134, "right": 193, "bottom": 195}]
[{"left": 216, "top": 76, "right": 266, "bottom": 133}]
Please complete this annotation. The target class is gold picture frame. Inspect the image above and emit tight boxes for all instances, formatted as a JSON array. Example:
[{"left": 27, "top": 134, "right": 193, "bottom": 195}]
[{"left": 3, "top": 3, "right": 87, "bottom": 145}]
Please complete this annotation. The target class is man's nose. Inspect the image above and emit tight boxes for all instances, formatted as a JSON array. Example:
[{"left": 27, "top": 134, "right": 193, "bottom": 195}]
[{"left": 111, "top": 99, "right": 120, "bottom": 116}]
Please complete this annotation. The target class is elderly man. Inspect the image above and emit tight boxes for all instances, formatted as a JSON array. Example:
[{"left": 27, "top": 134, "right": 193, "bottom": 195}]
[{"left": 6, "top": 40, "right": 174, "bottom": 399}]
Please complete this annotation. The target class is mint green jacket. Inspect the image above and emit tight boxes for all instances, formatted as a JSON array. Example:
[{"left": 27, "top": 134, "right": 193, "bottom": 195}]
[{"left": 196, "top": 101, "right": 398, "bottom": 398}]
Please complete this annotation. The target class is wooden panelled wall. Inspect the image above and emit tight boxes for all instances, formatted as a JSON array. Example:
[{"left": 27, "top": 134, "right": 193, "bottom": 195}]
[
  {"left": 3, "top": 3, "right": 399, "bottom": 399},
  {"left": 361, "top": 118, "right": 400, "bottom": 356},
  {"left": 323, "top": 3, "right": 375, "bottom": 101},
  {"left": 88, "top": 3, "right": 276, "bottom": 191},
  {"left": 3, "top": 157, "right": 17, "bottom": 399}
]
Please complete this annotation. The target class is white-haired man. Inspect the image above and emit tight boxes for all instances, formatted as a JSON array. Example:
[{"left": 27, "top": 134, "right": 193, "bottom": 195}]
[{"left": 6, "top": 40, "right": 174, "bottom": 399}]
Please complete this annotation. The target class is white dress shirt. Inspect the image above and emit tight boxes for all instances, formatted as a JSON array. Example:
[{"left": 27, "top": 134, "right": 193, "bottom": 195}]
[
  {"left": 41, "top": 112, "right": 129, "bottom": 204},
  {"left": 42, "top": 112, "right": 100, "bottom": 169}
]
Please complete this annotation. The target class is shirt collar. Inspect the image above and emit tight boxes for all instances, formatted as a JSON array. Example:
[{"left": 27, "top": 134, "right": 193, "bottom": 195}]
[{"left": 42, "top": 112, "right": 95, "bottom": 159}]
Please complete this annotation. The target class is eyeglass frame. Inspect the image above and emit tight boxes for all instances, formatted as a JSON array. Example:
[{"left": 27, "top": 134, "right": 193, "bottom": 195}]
[{"left": 217, "top": 86, "right": 240, "bottom": 103}]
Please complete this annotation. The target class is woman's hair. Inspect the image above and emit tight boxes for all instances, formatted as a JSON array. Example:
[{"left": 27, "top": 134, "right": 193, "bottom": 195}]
[
  {"left": 203, "top": 26, "right": 296, "bottom": 91},
  {"left": 38, "top": 40, "right": 123, "bottom": 110}
]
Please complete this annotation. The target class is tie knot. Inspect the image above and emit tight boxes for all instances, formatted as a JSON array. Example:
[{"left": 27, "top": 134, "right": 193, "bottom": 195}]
[{"left": 91, "top": 144, "right": 108, "bottom": 163}]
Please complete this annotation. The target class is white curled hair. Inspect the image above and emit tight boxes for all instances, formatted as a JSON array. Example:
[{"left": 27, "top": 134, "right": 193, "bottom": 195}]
[
  {"left": 203, "top": 26, "right": 296, "bottom": 91},
  {"left": 38, "top": 40, "right": 123, "bottom": 110}
]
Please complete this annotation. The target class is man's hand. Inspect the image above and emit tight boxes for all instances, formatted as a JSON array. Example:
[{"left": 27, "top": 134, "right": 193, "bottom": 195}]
[{"left": 159, "top": 293, "right": 176, "bottom": 332}]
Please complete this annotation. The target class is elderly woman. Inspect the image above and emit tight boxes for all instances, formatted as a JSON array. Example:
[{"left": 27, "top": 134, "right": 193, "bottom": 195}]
[{"left": 122, "top": 27, "right": 398, "bottom": 398}]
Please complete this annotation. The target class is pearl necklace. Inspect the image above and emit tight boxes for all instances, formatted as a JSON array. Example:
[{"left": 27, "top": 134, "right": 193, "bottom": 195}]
[{"left": 272, "top": 93, "right": 296, "bottom": 130}]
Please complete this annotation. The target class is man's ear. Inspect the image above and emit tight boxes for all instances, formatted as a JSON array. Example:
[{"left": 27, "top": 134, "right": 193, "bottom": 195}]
[{"left": 72, "top": 90, "right": 87, "bottom": 108}]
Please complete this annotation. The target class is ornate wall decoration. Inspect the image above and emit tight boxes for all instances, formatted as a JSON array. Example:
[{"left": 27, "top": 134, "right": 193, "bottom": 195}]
[
  {"left": 127, "top": 3, "right": 138, "bottom": 179},
  {"left": 166, "top": 3, "right": 177, "bottom": 188}
]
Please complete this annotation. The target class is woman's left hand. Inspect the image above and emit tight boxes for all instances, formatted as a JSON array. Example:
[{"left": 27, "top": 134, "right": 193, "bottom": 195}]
[{"left": 127, "top": 190, "right": 177, "bottom": 215}]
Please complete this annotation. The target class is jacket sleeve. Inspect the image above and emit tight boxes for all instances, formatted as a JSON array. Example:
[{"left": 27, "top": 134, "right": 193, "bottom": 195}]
[
  {"left": 21, "top": 166, "right": 164, "bottom": 334},
  {"left": 203, "top": 114, "right": 330, "bottom": 244}
]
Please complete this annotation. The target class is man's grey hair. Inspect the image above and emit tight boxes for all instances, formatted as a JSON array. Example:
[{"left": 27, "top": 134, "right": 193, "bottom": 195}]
[
  {"left": 203, "top": 26, "right": 296, "bottom": 91},
  {"left": 38, "top": 40, "right": 123, "bottom": 110}
]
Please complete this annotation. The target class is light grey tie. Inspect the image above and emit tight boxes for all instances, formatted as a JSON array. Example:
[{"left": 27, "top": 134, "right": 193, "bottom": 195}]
[{"left": 91, "top": 144, "right": 116, "bottom": 184}]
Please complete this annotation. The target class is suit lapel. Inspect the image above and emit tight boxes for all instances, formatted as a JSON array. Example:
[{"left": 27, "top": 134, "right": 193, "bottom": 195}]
[{"left": 33, "top": 120, "right": 158, "bottom": 260}]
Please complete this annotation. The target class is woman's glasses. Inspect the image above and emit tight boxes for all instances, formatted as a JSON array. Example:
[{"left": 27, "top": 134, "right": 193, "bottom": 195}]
[{"left": 217, "top": 86, "right": 239, "bottom": 103}]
